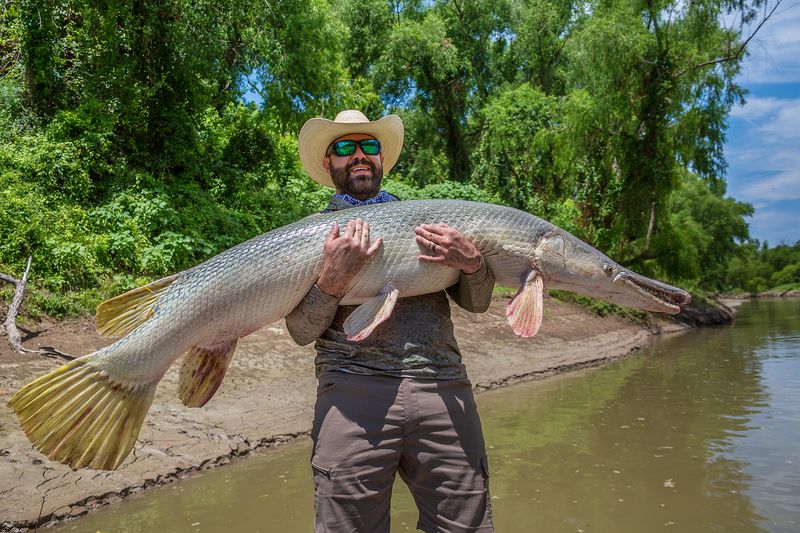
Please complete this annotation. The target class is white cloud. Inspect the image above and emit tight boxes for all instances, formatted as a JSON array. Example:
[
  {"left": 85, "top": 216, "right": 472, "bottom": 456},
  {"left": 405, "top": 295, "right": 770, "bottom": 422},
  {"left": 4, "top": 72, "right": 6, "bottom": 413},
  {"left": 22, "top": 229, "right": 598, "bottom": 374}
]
[
  {"left": 741, "top": 169, "right": 800, "bottom": 201},
  {"left": 729, "top": 96, "right": 784, "bottom": 120},
  {"left": 726, "top": 96, "right": 800, "bottom": 202},
  {"left": 746, "top": 202, "right": 800, "bottom": 244}
]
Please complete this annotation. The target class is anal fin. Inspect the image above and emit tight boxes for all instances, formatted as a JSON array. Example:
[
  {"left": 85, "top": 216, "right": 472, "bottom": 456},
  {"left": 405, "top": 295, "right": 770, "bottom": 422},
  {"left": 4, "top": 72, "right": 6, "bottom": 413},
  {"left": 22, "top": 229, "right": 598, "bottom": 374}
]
[
  {"left": 343, "top": 286, "right": 400, "bottom": 341},
  {"left": 178, "top": 340, "right": 237, "bottom": 407},
  {"left": 506, "top": 270, "right": 544, "bottom": 337}
]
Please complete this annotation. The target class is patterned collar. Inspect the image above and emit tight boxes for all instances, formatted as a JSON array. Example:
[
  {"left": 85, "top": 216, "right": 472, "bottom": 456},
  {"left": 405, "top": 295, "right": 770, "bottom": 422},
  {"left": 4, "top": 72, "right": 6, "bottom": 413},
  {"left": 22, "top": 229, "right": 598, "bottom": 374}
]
[{"left": 331, "top": 191, "right": 398, "bottom": 207}]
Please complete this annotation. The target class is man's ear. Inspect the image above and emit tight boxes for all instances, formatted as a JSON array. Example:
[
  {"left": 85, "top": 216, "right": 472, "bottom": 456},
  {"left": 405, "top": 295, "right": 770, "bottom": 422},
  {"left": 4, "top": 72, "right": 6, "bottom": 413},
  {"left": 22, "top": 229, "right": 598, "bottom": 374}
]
[{"left": 323, "top": 156, "right": 331, "bottom": 174}]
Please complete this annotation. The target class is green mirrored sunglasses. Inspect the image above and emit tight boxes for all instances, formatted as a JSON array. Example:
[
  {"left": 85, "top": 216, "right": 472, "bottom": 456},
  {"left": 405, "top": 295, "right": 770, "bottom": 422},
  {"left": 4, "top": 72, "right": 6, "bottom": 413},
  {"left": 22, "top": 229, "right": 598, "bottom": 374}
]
[{"left": 328, "top": 139, "right": 381, "bottom": 157}]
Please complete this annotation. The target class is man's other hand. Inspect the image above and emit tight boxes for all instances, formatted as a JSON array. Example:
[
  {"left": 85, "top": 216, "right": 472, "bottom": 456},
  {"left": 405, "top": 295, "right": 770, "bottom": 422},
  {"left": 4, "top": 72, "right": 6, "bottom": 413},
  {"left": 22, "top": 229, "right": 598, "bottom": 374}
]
[
  {"left": 317, "top": 219, "right": 383, "bottom": 298},
  {"left": 415, "top": 223, "right": 483, "bottom": 274}
]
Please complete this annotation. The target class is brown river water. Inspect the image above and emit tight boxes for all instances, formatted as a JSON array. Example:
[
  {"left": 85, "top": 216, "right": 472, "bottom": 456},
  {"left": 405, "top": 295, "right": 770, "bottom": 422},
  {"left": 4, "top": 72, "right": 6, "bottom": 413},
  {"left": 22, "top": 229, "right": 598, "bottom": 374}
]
[{"left": 54, "top": 298, "right": 800, "bottom": 532}]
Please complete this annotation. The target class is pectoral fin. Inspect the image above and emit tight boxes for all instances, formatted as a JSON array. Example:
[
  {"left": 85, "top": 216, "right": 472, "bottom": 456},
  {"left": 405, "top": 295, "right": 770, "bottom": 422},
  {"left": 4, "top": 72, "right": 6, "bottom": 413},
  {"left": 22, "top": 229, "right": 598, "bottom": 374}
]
[
  {"left": 178, "top": 340, "right": 238, "bottom": 407},
  {"left": 506, "top": 270, "right": 544, "bottom": 337},
  {"left": 343, "top": 286, "right": 400, "bottom": 341}
]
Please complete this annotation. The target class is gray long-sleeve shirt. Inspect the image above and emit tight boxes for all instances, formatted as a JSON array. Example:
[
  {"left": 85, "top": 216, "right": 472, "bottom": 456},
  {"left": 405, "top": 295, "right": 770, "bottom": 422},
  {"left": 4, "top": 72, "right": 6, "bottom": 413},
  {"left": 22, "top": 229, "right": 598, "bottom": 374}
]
[{"left": 284, "top": 195, "right": 495, "bottom": 379}]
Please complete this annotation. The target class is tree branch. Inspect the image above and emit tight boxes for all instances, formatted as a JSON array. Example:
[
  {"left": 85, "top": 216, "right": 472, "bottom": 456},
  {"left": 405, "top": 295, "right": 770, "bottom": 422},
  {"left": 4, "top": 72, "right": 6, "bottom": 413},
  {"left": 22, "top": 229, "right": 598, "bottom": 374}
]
[
  {"left": 2, "top": 256, "right": 32, "bottom": 353},
  {"left": 677, "top": 0, "right": 783, "bottom": 77},
  {"left": 1, "top": 257, "right": 74, "bottom": 360}
]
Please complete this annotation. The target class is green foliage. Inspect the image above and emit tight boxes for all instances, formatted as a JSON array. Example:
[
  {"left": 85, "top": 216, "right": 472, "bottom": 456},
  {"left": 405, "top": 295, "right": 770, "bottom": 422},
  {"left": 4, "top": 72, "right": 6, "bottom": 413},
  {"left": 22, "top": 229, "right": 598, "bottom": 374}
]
[
  {"left": 548, "top": 289, "right": 646, "bottom": 323},
  {"left": 772, "top": 264, "right": 800, "bottom": 287},
  {"left": 723, "top": 241, "right": 800, "bottom": 294},
  {"left": 0, "top": 0, "right": 784, "bottom": 319},
  {"left": 383, "top": 178, "right": 499, "bottom": 204},
  {"left": 471, "top": 83, "right": 564, "bottom": 209}
]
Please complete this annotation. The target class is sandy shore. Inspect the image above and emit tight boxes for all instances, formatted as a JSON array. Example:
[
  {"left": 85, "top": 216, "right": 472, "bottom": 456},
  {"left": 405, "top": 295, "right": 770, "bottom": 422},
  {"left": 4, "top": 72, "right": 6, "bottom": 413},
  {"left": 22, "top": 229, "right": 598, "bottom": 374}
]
[{"left": 0, "top": 295, "right": 689, "bottom": 531}]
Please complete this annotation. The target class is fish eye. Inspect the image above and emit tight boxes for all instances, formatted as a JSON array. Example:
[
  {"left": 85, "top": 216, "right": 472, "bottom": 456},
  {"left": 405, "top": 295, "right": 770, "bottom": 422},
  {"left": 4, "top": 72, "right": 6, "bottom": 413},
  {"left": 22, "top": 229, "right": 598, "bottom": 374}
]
[{"left": 603, "top": 264, "right": 614, "bottom": 276}]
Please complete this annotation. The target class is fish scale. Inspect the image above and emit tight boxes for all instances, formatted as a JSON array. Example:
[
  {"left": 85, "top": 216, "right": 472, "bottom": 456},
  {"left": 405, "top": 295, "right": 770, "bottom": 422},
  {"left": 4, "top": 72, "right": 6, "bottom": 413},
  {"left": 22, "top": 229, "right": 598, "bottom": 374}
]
[{"left": 8, "top": 199, "right": 691, "bottom": 470}]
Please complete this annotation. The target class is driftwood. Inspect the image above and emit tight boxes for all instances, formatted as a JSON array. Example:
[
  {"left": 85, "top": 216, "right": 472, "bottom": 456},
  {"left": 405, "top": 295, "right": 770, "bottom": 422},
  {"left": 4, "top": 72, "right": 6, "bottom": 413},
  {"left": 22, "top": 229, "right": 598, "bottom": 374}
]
[
  {"left": 1, "top": 257, "right": 74, "bottom": 360},
  {"left": 1, "top": 256, "right": 32, "bottom": 353}
]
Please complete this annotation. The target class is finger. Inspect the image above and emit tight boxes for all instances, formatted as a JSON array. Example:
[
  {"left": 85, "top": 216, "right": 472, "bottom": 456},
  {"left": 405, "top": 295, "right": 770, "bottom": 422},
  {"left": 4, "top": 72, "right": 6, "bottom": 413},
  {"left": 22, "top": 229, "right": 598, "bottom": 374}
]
[
  {"left": 366, "top": 236, "right": 383, "bottom": 255},
  {"left": 418, "top": 254, "right": 446, "bottom": 263},
  {"left": 418, "top": 223, "right": 447, "bottom": 236},
  {"left": 415, "top": 235, "right": 435, "bottom": 250},
  {"left": 344, "top": 219, "right": 356, "bottom": 239},
  {"left": 327, "top": 222, "right": 340, "bottom": 242},
  {"left": 415, "top": 228, "right": 442, "bottom": 245},
  {"left": 361, "top": 221, "right": 371, "bottom": 247},
  {"left": 352, "top": 219, "right": 364, "bottom": 240}
]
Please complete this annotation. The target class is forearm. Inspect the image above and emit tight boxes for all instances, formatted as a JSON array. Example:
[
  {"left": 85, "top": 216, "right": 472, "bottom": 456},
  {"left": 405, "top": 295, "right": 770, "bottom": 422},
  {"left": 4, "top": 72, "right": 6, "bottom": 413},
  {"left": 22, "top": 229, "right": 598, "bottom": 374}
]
[
  {"left": 285, "top": 285, "right": 341, "bottom": 345},
  {"left": 446, "top": 259, "right": 495, "bottom": 313}
]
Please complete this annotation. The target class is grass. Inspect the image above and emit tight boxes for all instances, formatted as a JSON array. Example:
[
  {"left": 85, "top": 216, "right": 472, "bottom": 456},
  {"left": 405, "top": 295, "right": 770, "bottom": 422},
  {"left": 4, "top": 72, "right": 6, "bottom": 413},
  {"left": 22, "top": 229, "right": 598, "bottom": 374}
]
[{"left": 547, "top": 289, "right": 647, "bottom": 323}]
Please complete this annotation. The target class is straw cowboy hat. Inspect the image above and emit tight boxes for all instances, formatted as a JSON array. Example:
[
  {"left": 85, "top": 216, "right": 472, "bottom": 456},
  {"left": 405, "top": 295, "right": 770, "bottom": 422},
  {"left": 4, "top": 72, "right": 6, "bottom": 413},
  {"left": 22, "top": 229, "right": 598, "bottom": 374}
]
[{"left": 298, "top": 110, "right": 404, "bottom": 188}]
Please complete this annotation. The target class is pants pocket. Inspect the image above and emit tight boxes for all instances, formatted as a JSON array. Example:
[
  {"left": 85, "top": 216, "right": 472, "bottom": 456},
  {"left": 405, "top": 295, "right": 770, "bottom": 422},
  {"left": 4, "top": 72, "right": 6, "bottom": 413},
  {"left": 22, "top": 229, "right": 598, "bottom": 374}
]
[
  {"left": 480, "top": 456, "right": 490, "bottom": 480},
  {"left": 311, "top": 461, "right": 332, "bottom": 480},
  {"left": 316, "top": 371, "right": 351, "bottom": 395}
]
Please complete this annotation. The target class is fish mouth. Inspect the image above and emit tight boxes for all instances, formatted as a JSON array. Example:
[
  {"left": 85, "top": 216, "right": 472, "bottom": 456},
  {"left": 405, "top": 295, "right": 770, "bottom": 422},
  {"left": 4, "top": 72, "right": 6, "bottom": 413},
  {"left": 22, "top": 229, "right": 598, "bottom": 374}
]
[{"left": 614, "top": 272, "right": 692, "bottom": 314}]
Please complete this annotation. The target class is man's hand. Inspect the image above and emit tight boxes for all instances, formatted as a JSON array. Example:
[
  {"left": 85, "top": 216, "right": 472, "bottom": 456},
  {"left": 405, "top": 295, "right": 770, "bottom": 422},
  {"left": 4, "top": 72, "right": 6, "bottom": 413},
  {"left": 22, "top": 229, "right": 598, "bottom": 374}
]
[
  {"left": 415, "top": 223, "right": 483, "bottom": 274},
  {"left": 317, "top": 219, "right": 383, "bottom": 298}
]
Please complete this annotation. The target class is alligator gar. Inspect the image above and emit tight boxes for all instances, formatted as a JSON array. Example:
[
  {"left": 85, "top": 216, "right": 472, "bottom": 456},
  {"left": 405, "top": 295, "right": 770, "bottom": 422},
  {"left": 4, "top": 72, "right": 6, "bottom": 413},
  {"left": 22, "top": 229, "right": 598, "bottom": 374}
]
[{"left": 9, "top": 199, "right": 690, "bottom": 469}]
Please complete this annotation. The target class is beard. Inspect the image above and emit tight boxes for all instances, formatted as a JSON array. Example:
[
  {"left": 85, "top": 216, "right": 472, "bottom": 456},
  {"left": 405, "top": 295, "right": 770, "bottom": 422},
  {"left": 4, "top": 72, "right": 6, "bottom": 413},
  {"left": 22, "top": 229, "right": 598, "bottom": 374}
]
[{"left": 330, "top": 157, "right": 383, "bottom": 200}]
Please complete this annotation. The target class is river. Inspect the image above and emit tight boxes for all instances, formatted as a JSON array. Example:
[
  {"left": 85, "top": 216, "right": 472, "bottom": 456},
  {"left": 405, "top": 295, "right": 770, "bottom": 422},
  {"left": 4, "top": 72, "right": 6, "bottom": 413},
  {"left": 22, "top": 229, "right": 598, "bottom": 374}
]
[{"left": 53, "top": 298, "right": 800, "bottom": 532}]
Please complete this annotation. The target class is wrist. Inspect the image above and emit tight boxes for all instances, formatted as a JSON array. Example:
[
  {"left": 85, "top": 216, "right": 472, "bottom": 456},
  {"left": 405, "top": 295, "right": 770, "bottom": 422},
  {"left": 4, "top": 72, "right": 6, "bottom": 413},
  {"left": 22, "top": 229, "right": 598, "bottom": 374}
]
[
  {"left": 317, "top": 279, "right": 347, "bottom": 298},
  {"left": 461, "top": 255, "right": 483, "bottom": 275}
]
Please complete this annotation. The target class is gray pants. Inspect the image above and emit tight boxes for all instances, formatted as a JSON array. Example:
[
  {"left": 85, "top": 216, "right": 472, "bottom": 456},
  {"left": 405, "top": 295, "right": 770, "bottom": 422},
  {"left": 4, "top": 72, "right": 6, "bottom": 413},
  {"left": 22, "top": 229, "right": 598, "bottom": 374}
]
[{"left": 311, "top": 371, "right": 494, "bottom": 533}]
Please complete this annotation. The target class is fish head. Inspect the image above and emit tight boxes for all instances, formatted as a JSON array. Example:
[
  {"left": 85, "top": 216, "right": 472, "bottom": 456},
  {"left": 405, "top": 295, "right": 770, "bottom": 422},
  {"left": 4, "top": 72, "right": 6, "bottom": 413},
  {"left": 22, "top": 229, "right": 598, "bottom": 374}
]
[{"left": 534, "top": 233, "right": 692, "bottom": 314}]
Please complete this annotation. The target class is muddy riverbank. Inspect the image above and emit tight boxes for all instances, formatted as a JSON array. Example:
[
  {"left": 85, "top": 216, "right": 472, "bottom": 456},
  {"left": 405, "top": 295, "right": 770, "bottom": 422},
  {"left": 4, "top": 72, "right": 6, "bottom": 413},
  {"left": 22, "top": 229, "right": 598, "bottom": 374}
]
[{"left": 1, "top": 294, "right": 706, "bottom": 531}]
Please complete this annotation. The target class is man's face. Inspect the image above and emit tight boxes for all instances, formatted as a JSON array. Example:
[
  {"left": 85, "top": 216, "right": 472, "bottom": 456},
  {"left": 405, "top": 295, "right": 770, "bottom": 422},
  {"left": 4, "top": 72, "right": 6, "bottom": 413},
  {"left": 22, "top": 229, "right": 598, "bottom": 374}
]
[{"left": 323, "top": 133, "right": 384, "bottom": 200}]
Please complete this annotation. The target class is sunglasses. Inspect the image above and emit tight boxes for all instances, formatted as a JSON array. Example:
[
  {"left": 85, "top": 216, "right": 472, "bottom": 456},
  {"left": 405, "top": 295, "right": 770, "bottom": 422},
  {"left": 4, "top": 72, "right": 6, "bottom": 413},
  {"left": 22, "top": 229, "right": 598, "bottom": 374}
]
[{"left": 328, "top": 139, "right": 381, "bottom": 157}]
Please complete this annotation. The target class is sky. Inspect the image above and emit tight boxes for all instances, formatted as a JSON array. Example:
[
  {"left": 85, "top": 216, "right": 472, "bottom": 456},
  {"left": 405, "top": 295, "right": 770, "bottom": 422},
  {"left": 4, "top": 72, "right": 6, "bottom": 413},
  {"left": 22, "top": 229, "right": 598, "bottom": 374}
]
[{"left": 723, "top": 1, "right": 800, "bottom": 245}]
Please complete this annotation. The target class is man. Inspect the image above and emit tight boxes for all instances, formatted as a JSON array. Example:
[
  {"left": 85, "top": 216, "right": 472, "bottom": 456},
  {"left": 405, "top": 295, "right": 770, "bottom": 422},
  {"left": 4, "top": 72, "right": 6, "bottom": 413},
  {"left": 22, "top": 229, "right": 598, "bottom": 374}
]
[{"left": 288, "top": 110, "right": 495, "bottom": 532}]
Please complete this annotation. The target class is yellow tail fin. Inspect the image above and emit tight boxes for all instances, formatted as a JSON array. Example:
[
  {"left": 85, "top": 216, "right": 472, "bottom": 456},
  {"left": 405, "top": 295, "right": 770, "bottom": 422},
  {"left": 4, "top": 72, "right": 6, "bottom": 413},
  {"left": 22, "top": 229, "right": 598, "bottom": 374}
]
[
  {"left": 95, "top": 274, "right": 179, "bottom": 337},
  {"left": 178, "top": 341, "right": 237, "bottom": 407},
  {"left": 8, "top": 358, "right": 156, "bottom": 470}
]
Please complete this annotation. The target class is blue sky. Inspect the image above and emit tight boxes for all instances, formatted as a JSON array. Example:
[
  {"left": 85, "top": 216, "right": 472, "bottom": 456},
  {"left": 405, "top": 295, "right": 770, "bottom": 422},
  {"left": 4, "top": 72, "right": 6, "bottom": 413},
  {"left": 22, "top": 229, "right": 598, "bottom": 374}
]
[{"left": 724, "top": 3, "right": 800, "bottom": 245}]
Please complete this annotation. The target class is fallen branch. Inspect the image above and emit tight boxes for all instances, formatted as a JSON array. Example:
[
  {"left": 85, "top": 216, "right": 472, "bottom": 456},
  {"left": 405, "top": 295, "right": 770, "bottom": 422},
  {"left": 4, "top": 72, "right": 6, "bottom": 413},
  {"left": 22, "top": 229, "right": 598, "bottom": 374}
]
[
  {"left": 1, "top": 257, "right": 75, "bottom": 360},
  {"left": 2, "top": 256, "right": 32, "bottom": 353}
]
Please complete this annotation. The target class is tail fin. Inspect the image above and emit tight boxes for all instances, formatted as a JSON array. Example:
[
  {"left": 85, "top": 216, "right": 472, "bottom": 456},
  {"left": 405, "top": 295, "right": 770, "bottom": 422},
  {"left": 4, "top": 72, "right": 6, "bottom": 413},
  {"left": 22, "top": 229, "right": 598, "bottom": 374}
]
[{"left": 8, "top": 357, "right": 156, "bottom": 470}]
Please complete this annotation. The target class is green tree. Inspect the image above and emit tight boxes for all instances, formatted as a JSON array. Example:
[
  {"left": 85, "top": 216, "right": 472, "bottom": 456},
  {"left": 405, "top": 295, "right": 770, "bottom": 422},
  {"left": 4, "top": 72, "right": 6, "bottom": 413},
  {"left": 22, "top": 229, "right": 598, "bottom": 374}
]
[
  {"left": 662, "top": 171, "right": 752, "bottom": 285},
  {"left": 562, "top": 0, "right": 763, "bottom": 273},
  {"left": 376, "top": 0, "right": 513, "bottom": 183},
  {"left": 471, "top": 83, "right": 565, "bottom": 211}
]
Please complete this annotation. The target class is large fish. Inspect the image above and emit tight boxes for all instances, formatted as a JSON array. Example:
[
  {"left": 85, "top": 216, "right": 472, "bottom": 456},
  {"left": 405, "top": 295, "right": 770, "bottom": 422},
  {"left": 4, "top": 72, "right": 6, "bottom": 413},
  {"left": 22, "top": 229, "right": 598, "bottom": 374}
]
[{"left": 9, "top": 200, "right": 690, "bottom": 470}]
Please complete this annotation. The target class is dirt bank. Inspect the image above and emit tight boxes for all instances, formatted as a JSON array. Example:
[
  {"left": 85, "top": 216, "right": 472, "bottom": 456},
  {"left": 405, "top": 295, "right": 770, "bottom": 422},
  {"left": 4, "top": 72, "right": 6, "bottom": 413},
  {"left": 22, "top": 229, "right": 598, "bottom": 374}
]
[{"left": 1, "top": 295, "right": 691, "bottom": 531}]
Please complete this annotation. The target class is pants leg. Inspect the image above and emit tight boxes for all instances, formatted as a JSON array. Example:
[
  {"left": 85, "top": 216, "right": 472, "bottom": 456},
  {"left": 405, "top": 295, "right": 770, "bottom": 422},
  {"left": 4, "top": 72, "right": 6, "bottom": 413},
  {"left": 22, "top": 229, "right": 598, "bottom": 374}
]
[
  {"left": 399, "top": 378, "right": 494, "bottom": 533},
  {"left": 311, "top": 373, "right": 493, "bottom": 533},
  {"left": 311, "top": 372, "right": 403, "bottom": 533}
]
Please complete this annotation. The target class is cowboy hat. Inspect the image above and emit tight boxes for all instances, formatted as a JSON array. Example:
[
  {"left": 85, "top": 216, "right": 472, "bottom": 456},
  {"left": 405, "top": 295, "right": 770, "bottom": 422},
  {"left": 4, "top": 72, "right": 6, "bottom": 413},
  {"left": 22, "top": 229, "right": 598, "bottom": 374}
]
[{"left": 298, "top": 110, "right": 404, "bottom": 188}]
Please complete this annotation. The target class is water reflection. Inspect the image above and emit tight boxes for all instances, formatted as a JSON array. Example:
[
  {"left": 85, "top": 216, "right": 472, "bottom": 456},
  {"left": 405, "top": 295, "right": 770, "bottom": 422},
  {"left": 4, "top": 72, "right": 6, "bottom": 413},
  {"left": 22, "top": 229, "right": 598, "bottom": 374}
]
[{"left": 54, "top": 299, "right": 800, "bottom": 532}]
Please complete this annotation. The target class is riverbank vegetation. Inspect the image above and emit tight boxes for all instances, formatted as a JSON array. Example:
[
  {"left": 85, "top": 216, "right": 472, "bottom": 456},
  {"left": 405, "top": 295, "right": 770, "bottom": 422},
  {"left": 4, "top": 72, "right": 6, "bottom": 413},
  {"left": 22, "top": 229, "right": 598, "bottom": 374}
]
[{"left": 0, "top": 0, "right": 795, "bottom": 319}]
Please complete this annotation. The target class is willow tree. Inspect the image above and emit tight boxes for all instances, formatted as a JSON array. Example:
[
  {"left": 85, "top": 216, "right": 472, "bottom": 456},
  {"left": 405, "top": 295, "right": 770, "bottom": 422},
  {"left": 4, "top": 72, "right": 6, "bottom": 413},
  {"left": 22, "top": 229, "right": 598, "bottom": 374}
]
[
  {"left": 561, "top": 0, "right": 774, "bottom": 274},
  {"left": 375, "top": 0, "right": 514, "bottom": 184}
]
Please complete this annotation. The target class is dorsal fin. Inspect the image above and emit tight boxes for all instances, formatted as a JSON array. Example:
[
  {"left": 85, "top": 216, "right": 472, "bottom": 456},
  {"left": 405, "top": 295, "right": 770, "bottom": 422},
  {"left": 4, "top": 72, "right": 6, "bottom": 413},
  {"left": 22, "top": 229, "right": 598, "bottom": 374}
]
[{"left": 95, "top": 274, "right": 179, "bottom": 337}]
